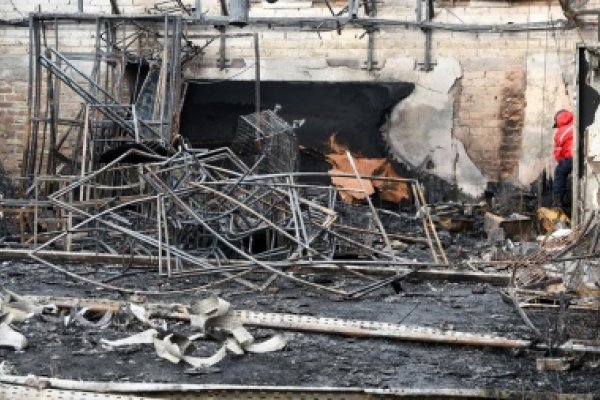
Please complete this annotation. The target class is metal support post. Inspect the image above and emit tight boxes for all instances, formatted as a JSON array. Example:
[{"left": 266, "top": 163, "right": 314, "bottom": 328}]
[
  {"left": 418, "top": 0, "right": 435, "bottom": 71},
  {"left": 218, "top": 27, "right": 230, "bottom": 69},
  {"left": 254, "top": 33, "right": 260, "bottom": 125},
  {"left": 362, "top": 28, "right": 379, "bottom": 71},
  {"left": 228, "top": 0, "right": 249, "bottom": 26},
  {"left": 195, "top": 0, "right": 202, "bottom": 19},
  {"left": 348, "top": 0, "right": 359, "bottom": 18}
]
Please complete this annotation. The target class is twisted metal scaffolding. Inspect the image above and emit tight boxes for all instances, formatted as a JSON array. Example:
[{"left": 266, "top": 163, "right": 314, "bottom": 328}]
[{"left": 0, "top": 12, "right": 450, "bottom": 301}]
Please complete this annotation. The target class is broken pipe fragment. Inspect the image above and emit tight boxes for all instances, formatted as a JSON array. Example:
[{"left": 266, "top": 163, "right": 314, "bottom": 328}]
[
  {"left": 1, "top": 288, "right": 52, "bottom": 322},
  {"left": 153, "top": 333, "right": 190, "bottom": 364},
  {"left": 182, "top": 345, "right": 228, "bottom": 368},
  {"left": 100, "top": 329, "right": 158, "bottom": 349},
  {"left": 152, "top": 332, "right": 228, "bottom": 368},
  {"left": 243, "top": 335, "right": 286, "bottom": 353},
  {"left": 188, "top": 294, "right": 287, "bottom": 353},
  {"left": 189, "top": 294, "right": 232, "bottom": 333},
  {"left": 71, "top": 308, "right": 113, "bottom": 329},
  {"left": 100, "top": 294, "right": 285, "bottom": 369},
  {"left": 190, "top": 294, "right": 230, "bottom": 318},
  {"left": 0, "top": 315, "right": 27, "bottom": 351}
]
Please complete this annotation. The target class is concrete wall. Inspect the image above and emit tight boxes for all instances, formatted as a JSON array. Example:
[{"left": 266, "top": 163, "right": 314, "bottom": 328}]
[{"left": 0, "top": 0, "right": 596, "bottom": 197}]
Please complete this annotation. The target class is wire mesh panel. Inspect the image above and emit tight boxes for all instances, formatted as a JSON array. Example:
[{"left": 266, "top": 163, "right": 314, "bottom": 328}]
[
  {"left": 333, "top": 202, "right": 375, "bottom": 257},
  {"left": 231, "top": 110, "right": 298, "bottom": 174}
]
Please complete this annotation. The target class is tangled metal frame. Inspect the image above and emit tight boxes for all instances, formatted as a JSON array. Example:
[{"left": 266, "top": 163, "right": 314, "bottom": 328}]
[
  {"left": 16, "top": 13, "right": 448, "bottom": 298},
  {"left": 29, "top": 136, "right": 448, "bottom": 297}
]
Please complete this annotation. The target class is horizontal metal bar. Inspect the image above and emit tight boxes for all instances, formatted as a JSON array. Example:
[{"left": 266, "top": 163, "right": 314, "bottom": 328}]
[
  {"left": 0, "top": 381, "right": 593, "bottom": 399},
  {"left": 574, "top": 9, "right": 600, "bottom": 15},
  {"left": 26, "top": 13, "right": 569, "bottom": 33},
  {"left": 0, "top": 248, "right": 509, "bottom": 284}
]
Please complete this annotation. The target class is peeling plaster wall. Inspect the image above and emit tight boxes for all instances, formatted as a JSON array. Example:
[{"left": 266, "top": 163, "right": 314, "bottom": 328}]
[
  {"left": 581, "top": 50, "right": 600, "bottom": 214},
  {"left": 584, "top": 104, "right": 600, "bottom": 211},
  {"left": 384, "top": 59, "right": 486, "bottom": 197},
  {"left": 519, "top": 53, "right": 571, "bottom": 186},
  {"left": 185, "top": 56, "right": 488, "bottom": 196}
]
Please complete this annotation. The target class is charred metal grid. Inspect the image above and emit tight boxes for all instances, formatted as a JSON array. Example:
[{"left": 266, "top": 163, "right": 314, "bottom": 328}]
[
  {"left": 25, "top": 145, "right": 447, "bottom": 297},
  {"left": 509, "top": 211, "right": 600, "bottom": 318},
  {"left": 332, "top": 202, "right": 375, "bottom": 257},
  {"left": 24, "top": 16, "right": 184, "bottom": 184},
  {"left": 18, "top": 12, "right": 447, "bottom": 300},
  {"left": 231, "top": 110, "right": 299, "bottom": 174}
]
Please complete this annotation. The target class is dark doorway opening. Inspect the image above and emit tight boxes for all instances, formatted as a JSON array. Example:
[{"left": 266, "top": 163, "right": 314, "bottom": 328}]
[{"left": 179, "top": 80, "right": 414, "bottom": 174}]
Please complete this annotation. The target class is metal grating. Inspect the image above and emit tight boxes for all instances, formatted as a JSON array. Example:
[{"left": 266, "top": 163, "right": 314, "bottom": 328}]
[
  {"left": 0, "top": 384, "right": 149, "bottom": 400},
  {"left": 231, "top": 109, "right": 298, "bottom": 174}
]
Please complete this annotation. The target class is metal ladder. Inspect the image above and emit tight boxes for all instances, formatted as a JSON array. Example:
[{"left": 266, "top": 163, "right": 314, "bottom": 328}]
[{"left": 39, "top": 48, "right": 164, "bottom": 141}]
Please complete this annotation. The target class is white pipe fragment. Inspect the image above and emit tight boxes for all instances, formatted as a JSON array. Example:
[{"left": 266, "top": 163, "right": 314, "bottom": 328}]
[
  {"left": 244, "top": 335, "right": 286, "bottom": 353},
  {"left": 0, "top": 323, "right": 27, "bottom": 351},
  {"left": 100, "top": 329, "right": 158, "bottom": 349}
]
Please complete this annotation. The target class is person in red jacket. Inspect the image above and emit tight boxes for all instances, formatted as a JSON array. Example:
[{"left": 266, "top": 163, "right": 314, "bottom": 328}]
[{"left": 552, "top": 109, "right": 573, "bottom": 208}]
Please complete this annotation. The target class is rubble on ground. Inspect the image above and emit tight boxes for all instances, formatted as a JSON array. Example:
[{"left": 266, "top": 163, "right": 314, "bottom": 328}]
[{"left": 0, "top": 11, "right": 599, "bottom": 398}]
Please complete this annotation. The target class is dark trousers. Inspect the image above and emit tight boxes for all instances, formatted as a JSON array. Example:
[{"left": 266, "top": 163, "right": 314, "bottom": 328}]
[{"left": 553, "top": 157, "right": 572, "bottom": 207}]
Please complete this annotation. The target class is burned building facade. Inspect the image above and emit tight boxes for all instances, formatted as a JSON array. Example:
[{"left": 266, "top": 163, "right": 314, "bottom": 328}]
[
  {"left": 0, "top": 0, "right": 594, "bottom": 199},
  {"left": 2, "top": 1, "right": 600, "bottom": 398}
]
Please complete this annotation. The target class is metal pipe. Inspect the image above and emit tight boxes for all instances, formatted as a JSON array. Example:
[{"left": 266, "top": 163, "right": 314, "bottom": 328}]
[
  {"left": 195, "top": 0, "right": 201, "bottom": 19},
  {"left": 228, "top": 0, "right": 249, "bottom": 26},
  {"left": 3, "top": 378, "right": 589, "bottom": 398},
  {"left": 345, "top": 151, "right": 394, "bottom": 253},
  {"left": 28, "top": 13, "right": 569, "bottom": 33},
  {"left": 254, "top": 33, "right": 260, "bottom": 123},
  {"left": 22, "top": 15, "right": 35, "bottom": 178}
]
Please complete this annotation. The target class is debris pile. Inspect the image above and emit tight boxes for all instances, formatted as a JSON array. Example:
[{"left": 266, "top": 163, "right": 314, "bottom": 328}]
[
  {"left": 1, "top": 289, "right": 286, "bottom": 370},
  {"left": 101, "top": 294, "right": 286, "bottom": 369},
  {"left": 22, "top": 111, "right": 448, "bottom": 298},
  {"left": 0, "top": 10, "right": 599, "bottom": 397},
  {"left": 509, "top": 211, "right": 600, "bottom": 310}
]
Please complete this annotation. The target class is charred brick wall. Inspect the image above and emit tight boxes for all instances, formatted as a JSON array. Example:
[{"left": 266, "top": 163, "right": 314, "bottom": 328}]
[{"left": 499, "top": 70, "right": 527, "bottom": 180}]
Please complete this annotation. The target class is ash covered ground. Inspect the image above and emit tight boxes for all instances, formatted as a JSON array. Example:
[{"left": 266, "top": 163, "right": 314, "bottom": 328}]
[{"left": 1, "top": 261, "right": 600, "bottom": 394}]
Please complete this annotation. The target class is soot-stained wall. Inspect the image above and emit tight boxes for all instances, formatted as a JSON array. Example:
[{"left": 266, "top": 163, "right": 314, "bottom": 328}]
[
  {"left": 578, "top": 48, "right": 600, "bottom": 218},
  {"left": 180, "top": 81, "right": 414, "bottom": 166}
]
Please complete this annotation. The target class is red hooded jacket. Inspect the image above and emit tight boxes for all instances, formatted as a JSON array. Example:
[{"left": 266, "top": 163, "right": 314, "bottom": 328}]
[{"left": 553, "top": 110, "right": 573, "bottom": 162}]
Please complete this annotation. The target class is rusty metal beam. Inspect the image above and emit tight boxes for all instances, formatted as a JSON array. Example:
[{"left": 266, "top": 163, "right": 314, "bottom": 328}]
[{"left": 0, "top": 248, "right": 510, "bottom": 284}]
